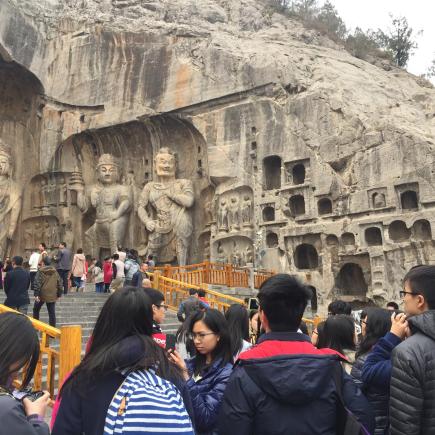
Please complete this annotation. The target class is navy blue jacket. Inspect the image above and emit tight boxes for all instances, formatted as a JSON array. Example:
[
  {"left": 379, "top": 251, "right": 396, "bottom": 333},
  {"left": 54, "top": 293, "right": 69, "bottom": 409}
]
[
  {"left": 218, "top": 332, "right": 375, "bottom": 435},
  {"left": 185, "top": 357, "right": 233, "bottom": 434},
  {"left": 4, "top": 267, "right": 30, "bottom": 308}
]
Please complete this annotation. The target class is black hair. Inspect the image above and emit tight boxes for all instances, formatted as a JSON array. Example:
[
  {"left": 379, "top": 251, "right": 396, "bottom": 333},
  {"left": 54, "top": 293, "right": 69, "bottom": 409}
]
[
  {"left": 104, "top": 256, "right": 110, "bottom": 261},
  {"left": 61, "top": 286, "right": 180, "bottom": 397},
  {"left": 0, "top": 312, "right": 40, "bottom": 390},
  {"left": 60, "top": 242, "right": 66, "bottom": 247},
  {"left": 386, "top": 301, "right": 399, "bottom": 310},
  {"left": 188, "top": 309, "right": 233, "bottom": 375},
  {"left": 77, "top": 248, "right": 83, "bottom": 254},
  {"left": 95, "top": 260, "right": 102, "bottom": 269},
  {"left": 188, "top": 288, "right": 197, "bottom": 296},
  {"left": 40, "top": 243, "right": 46, "bottom": 249},
  {"left": 299, "top": 320, "right": 309, "bottom": 335},
  {"left": 225, "top": 304, "right": 249, "bottom": 356},
  {"left": 12, "top": 256, "right": 23, "bottom": 266},
  {"left": 403, "top": 265, "right": 435, "bottom": 309},
  {"left": 43, "top": 256, "right": 52, "bottom": 266},
  {"left": 147, "top": 255, "right": 154, "bottom": 260},
  {"left": 143, "top": 288, "right": 165, "bottom": 305},
  {"left": 323, "top": 315, "right": 355, "bottom": 354},
  {"left": 257, "top": 274, "right": 311, "bottom": 332},
  {"left": 113, "top": 253, "right": 119, "bottom": 260},
  {"left": 197, "top": 289, "right": 206, "bottom": 298},
  {"left": 315, "top": 321, "right": 328, "bottom": 349},
  {"left": 356, "top": 308, "right": 391, "bottom": 358},
  {"left": 328, "top": 300, "right": 352, "bottom": 316}
]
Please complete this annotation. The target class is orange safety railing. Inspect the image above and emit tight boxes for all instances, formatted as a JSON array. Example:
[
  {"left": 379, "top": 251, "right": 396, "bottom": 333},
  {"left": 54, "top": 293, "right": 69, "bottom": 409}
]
[
  {"left": 156, "top": 261, "right": 275, "bottom": 289},
  {"left": 0, "top": 304, "right": 82, "bottom": 396}
]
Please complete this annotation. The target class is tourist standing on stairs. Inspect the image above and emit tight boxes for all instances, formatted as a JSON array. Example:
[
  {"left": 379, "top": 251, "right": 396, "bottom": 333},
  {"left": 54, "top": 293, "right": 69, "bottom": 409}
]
[
  {"left": 109, "top": 253, "right": 124, "bottom": 292},
  {"left": 132, "top": 261, "right": 149, "bottom": 288},
  {"left": 33, "top": 256, "right": 63, "bottom": 327},
  {"left": 54, "top": 242, "right": 72, "bottom": 295},
  {"left": 103, "top": 257, "right": 113, "bottom": 293},
  {"left": 93, "top": 261, "right": 105, "bottom": 293},
  {"left": 177, "top": 288, "right": 209, "bottom": 322},
  {"left": 71, "top": 249, "right": 86, "bottom": 292},
  {"left": 28, "top": 243, "right": 46, "bottom": 290},
  {"left": 4, "top": 256, "right": 31, "bottom": 314},
  {"left": 124, "top": 250, "right": 140, "bottom": 286}
]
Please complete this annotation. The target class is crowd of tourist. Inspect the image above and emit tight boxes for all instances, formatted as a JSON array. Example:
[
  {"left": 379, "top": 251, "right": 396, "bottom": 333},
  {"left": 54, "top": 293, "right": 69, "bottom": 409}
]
[{"left": 0, "top": 260, "right": 435, "bottom": 434}]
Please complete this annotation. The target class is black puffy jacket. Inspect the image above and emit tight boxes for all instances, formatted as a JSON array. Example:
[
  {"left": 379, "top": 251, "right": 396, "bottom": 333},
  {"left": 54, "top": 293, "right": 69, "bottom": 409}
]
[
  {"left": 351, "top": 354, "right": 389, "bottom": 435},
  {"left": 390, "top": 310, "right": 435, "bottom": 435}
]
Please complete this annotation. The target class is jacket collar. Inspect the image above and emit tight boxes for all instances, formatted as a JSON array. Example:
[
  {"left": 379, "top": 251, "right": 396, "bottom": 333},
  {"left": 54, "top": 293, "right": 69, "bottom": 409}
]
[{"left": 257, "top": 331, "right": 311, "bottom": 344}]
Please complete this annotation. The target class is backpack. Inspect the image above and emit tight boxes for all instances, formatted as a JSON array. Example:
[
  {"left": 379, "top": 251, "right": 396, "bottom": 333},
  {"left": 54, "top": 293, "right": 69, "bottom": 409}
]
[{"left": 103, "top": 369, "right": 194, "bottom": 435}]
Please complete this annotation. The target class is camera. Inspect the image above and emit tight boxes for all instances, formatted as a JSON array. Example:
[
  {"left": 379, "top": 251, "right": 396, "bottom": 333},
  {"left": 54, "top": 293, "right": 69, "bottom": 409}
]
[{"left": 13, "top": 387, "right": 45, "bottom": 402}]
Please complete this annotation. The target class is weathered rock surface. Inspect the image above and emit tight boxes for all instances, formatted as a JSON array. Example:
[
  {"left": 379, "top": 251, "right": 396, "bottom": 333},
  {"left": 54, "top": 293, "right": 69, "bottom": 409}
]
[{"left": 1, "top": 0, "right": 435, "bottom": 311}]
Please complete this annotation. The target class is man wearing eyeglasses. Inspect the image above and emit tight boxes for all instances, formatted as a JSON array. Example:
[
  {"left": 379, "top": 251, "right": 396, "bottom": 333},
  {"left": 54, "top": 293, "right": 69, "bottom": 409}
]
[
  {"left": 390, "top": 265, "right": 435, "bottom": 435},
  {"left": 143, "top": 288, "right": 168, "bottom": 349}
]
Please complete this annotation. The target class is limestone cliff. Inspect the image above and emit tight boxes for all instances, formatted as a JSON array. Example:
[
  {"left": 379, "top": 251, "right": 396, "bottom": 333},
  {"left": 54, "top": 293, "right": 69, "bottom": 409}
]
[{"left": 1, "top": 0, "right": 435, "bottom": 310}]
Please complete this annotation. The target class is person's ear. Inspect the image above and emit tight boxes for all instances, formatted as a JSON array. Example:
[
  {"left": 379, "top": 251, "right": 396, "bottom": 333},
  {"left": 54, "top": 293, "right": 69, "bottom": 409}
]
[{"left": 417, "top": 294, "right": 429, "bottom": 311}]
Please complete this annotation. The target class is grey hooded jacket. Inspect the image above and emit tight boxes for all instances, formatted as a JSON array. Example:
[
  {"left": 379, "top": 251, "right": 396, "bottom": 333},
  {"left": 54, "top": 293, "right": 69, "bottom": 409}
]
[
  {"left": 0, "top": 393, "right": 49, "bottom": 435},
  {"left": 390, "top": 310, "right": 435, "bottom": 435}
]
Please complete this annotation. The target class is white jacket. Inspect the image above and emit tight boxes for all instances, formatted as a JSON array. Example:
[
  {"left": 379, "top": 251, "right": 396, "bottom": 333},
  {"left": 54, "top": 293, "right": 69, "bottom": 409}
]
[{"left": 28, "top": 252, "right": 41, "bottom": 272}]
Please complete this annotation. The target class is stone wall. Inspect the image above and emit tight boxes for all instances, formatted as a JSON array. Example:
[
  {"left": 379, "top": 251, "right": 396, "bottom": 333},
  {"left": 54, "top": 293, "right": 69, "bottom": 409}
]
[{"left": 0, "top": 0, "right": 435, "bottom": 309}]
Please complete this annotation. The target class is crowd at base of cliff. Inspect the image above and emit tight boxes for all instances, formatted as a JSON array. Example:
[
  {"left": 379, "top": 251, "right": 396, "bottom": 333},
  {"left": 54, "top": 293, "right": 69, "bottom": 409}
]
[{"left": 1, "top": 257, "right": 435, "bottom": 435}]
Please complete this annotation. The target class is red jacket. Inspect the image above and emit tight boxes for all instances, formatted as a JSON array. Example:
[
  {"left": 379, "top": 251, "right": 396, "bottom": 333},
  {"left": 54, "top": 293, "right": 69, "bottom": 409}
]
[{"left": 103, "top": 261, "right": 113, "bottom": 284}]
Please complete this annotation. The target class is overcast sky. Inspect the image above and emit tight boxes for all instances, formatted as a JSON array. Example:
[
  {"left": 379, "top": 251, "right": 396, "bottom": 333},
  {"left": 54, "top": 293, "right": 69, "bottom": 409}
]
[{"left": 326, "top": 0, "right": 435, "bottom": 79}]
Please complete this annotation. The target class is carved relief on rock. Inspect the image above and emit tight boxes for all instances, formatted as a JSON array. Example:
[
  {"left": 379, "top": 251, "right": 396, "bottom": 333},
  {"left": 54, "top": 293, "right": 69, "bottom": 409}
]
[
  {"left": 218, "top": 199, "right": 229, "bottom": 232},
  {"left": 0, "top": 141, "right": 23, "bottom": 257},
  {"left": 138, "top": 148, "right": 194, "bottom": 266},
  {"left": 69, "top": 153, "right": 133, "bottom": 257},
  {"left": 212, "top": 236, "right": 254, "bottom": 267},
  {"left": 228, "top": 196, "right": 241, "bottom": 231},
  {"left": 241, "top": 195, "right": 253, "bottom": 227}
]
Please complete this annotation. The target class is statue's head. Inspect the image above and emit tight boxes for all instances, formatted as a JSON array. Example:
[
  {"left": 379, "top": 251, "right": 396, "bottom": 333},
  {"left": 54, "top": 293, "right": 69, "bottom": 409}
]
[
  {"left": 97, "top": 154, "right": 120, "bottom": 185},
  {"left": 155, "top": 147, "right": 176, "bottom": 179},
  {"left": 0, "top": 140, "right": 12, "bottom": 176}
]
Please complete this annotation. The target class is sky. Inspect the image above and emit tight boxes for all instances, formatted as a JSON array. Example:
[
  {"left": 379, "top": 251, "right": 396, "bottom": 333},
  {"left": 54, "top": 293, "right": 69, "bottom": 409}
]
[{"left": 326, "top": 0, "right": 435, "bottom": 80}]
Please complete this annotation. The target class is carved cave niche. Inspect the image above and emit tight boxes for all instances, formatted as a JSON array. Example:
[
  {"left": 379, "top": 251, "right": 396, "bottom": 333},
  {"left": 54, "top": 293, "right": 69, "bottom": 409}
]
[
  {"left": 412, "top": 219, "right": 432, "bottom": 241},
  {"left": 388, "top": 220, "right": 410, "bottom": 242},
  {"left": 263, "top": 155, "right": 282, "bottom": 190},
  {"left": 266, "top": 232, "right": 279, "bottom": 248},
  {"left": 198, "top": 231, "right": 211, "bottom": 262},
  {"left": 335, "top": 263, "right": 368, "bottom": 297},
  {"left": 284, "top": 158, "right": 310, "bottom": 186},
  {"left": 368, "top": 188, "right": 387, "bottom": 209},
  {"left": 262, "top": 205, "right": 275, "bottom": 222},
  {"left": 318, "top": 197, "right": 332, "bottom": 215},
  {"left": 51, "top": 115, "right": 211, "bottom": 261},
  {"left": 341, "top": 232, "right": 355, "bottom": 247},
  {"left": 22, "top": 216, "right": 61, "bottom": 253},
  {"left": 289, "top": 194, "right": 305, "bottom": 217},
  {"left": 212, "top": 236, "right": 253, "bottom": 266},
  {"left": 326, "top": 234, "right": 339, "bottom": 247},
  {"left": 365, "top": 227, "right": 383, "bottom": 246},
  {"left": 294, "top": 243, "right": 319, "bottom": 270},
  {"left": 395, "top": 183, "right": 419, "bottom": 211}
]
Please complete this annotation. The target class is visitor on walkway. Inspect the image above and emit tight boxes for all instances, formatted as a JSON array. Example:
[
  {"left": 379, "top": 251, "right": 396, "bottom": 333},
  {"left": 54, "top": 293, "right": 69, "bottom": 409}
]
[
  {"left": 124, "top": 250, "right": 140, "bottom": 286},
  {"left": 386, "top": 301, "right": 399, "bottom": 311},
  {"left": 78, "top": 258, "right": 88, "bottom": 292},
  {"left": 116, "top": 246, "right": 127, "bottom": 263},
  {"left": 71, "top": 248, "right": 86, "bottom": 291},
  {"left": 28, "top": 243, "right": 46, "bottom": 289},
  {"left": 144, "top": 287, "right": 167, "bottom": 348},
  {"left": 132, "top": 262, "right": 149, "bottom": 287},
  {"left": 218, "top": 274, "right": 374, "bottom": 435},
  {"left": 103, "top": 257, "right": 113, "bottom": 293},
  {"left": 327, "top": 299, "right": 352, "bottom": 316},
  {"left": 225, "top": 304, "right": 251, "bottom": 360},
  {"left": 0, "top": 312, "right": 51, "bottom": 435},
  {"left": 3, "top": 257, "right": 12, "bottom": 274},
  {"left": 390, "top": 265, "right": 435, "bottom": 435},
  {"left": 322, "top": 314, "right": 356, "bottom": 374},
  {"left": 109, "top": 253, "right": 124, "bottom": 292},
  {"left": 33, "top": 256, "right": 63, "bottom": 327},
  {"left": 4, "top": 256, "right": 31, "bottom": 314},
  {"left": 52, "top": 286, "right": 194, "bottom": 435},
  {"left": 93, "top": 261, "right": 104, "bottom": 293},
  {"left": 177, "top": 288, "right": 208, "bottom": 322},
  {"left": 249, "top": 310, "right": 260, "bottom": 344},
  {"left": 147, "top": 254, "right": 155, "bottom": 271},
  {"left": 311, "top": 320, "right": 326, "bottom": 347},
  {"left": 350, "top": 307, "right": 392, "bottom": 435},
  {"left": 54, "top": 242, "right": 72, "bottom": 295},
  {"left": 169, "top": 309, "right": 233, "bottom": 435}
]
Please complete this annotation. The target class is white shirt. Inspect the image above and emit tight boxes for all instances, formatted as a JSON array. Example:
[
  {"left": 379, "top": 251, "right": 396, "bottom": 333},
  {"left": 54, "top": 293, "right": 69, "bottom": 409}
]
[
  {"left": 28, "top": 252, "right": 41, "bottom": 272},
  {"left": 114, "top": 259, "right": 125, "bottom": 278},
  {"left": 117, "top": 251, "right": 127, "bottom": 263}
]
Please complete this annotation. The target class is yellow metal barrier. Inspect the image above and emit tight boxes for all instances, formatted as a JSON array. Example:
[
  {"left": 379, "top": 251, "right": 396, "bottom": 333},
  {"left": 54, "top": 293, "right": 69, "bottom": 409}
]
[{"left": 0, "top": 304, "right": 82, "bottom": 396}]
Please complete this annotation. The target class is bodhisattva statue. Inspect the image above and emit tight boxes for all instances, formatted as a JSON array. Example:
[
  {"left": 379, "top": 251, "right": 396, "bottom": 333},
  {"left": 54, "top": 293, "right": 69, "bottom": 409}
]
[
  {"left": 0, "top": 142, "right": 22, "bottom": 257},
  {"left": 138, "top": 147, "right": 194, "bottom": 266},
  {"left": 70, "top": 154, "right": 132, "bottom": 256}
]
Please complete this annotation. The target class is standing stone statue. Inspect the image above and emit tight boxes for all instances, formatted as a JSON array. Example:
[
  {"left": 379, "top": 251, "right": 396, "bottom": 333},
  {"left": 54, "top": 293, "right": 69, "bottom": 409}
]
[
  {"left": 218, "top": 199, "right": 229, "bottom": 232},
  {"left": 228, "top": 195, "right": 241, "bottom": 231},
  {"left": 241, "top": 195, "right": 253, "bottom": 227},
  {"left": 40, "top": 178, "right": 49, "bottom": 213},
  {"left": 0, "top": 141, "right": 22, "bottom": 257},
  {"left": 59, "top": 175, "right": 68, "bottom": 206},
  {"left": 138, "top": 148, "right": 194, "bottom": 266},
  {"left": 69, "top": 154, "right": 132, "bottom": 257}
]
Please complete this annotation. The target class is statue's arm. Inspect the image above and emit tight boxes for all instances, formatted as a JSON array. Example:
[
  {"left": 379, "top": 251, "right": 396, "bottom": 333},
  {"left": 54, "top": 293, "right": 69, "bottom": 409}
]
[
  {"left": 169, "top": 180, "right": 194, "bottom": 208},
  {"left": 77, "top": 189, "right": 89, "bottom": 213},
  {"left": 138, "top": 185, "right": 152, "bottom": 225},
  {"left": 115, "top": 188, "right": 132, "bottom": 219}
]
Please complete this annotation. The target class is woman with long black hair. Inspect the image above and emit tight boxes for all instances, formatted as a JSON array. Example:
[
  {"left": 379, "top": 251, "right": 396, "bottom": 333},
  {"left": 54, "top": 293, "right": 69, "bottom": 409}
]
[
  {"left": 52, "top": 286, "right": 193, "bottom": 435},
  {"left": 225, "top": 304, "right": 251, "bottom": 359},
  {"left": 169, "top": 309, "right": 233, "bottom": 435},
  {"left": 351, "top": 307, "right": 392, "bottom": 435},
  {"left": 0, "top": 312, "right": 51, "bottom": 435}
]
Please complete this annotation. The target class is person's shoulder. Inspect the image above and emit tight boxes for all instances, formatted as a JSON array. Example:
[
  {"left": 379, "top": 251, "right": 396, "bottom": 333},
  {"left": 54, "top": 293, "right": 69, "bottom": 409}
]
[{"left": 0, "top": 393, "right": 20, "bottom": 414}]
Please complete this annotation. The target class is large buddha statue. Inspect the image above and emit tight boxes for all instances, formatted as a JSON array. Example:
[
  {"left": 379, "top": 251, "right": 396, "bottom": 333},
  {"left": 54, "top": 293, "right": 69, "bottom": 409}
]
[
  {"left": 138, "top": 148, "right": 194, "bottom": 266},
  {"left": 0, "top": 140, "right": 22, "bottom": 257},
  {"left": 70, "top": 154, "right": 132, "bottom": 256}
]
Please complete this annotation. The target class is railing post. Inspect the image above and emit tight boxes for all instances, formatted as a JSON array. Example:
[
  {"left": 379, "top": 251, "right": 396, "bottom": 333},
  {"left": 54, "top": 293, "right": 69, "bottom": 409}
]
[
  {"left": 204, "top": 261, "right": 211, "bottom": 284},
  {"left": 152, "top": 270, "right": 161, "bottom": 290},
  {"left": 225, "top": 264, "right": 233, "bottom": 287},
  {"left": 163, "top": 264, "right": 171, "bottom": 278},
  {"left": 59, "top": 325, "right": 82, "bottom": 389}
]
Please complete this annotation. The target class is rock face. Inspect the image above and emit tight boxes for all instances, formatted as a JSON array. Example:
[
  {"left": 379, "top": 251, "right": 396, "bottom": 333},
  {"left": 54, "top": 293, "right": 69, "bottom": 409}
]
[{"left": 1, "top": 0, "right": 435, "bottom": 310}]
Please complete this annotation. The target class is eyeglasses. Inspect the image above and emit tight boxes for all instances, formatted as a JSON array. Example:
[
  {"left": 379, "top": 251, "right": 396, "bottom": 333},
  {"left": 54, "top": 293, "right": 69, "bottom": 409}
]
[
  {"left": 155, "top": 304, "right": 168, "bottom": 311},
  {"left": 399, "top": 291, "right": 420, "bottom": 298},
  {"left": 188, "top": 332, "right": 216, "bottom": 341}
]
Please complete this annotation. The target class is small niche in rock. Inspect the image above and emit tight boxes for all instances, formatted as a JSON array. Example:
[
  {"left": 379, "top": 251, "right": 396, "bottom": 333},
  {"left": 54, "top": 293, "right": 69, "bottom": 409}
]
[
  {"left": 292, "top": 164, "right": 306, "bottom": 185},
  {"left": 341, "top": 232, "right": 355, "bottom": 246},
  {"left": 388, "top": 220, "right": 410, "bottom": 242},
  {"left": 318, "top": 198, "right": 332, "bottom": 215},
  {"left": 263, "top": 155, "right": 281, "bottom": 190},
  {"left": 401, "top": 190, "right": 418, "bottom": 210},
  {"left": 262, "top": 206, "right": 275, "bottom": 222},
  {"left": 294, "top": 244, "right": 319, "bottom": 269},
  {"left": 412, "top": 219, "right": 432, "bottom": 240},
  {"left": 365, "top": 227, "right": 383, "bottom": 246},
  {"left": 335, "top": 263, "right": 368, "bottom": 296},
  {"left": 289, "top": 195, "right": 305, "bottom": 217},
  {"left": 266, "top": 232, "right": 279, "bottom": 248}
]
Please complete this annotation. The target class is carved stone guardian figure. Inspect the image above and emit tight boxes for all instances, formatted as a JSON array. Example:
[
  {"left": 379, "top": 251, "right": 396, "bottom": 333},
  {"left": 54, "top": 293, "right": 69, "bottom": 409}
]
[
  {"left": 0, "top": 141, "right": 22, "bottom": 257},
  {"left": 70, "top": 154, "right": 132, "bottom": 256},
  {"left": 218, "top": 199, "right": 229, "bottom": 232},
  {"left": 228, "top": 195, "right": 241, "bottom": 231},
  {"left": 138, "top": 148, "right": 194, "bottom": 266},
  {"left": 241, "top": 195, "right": 253, "bottom": 227}
]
